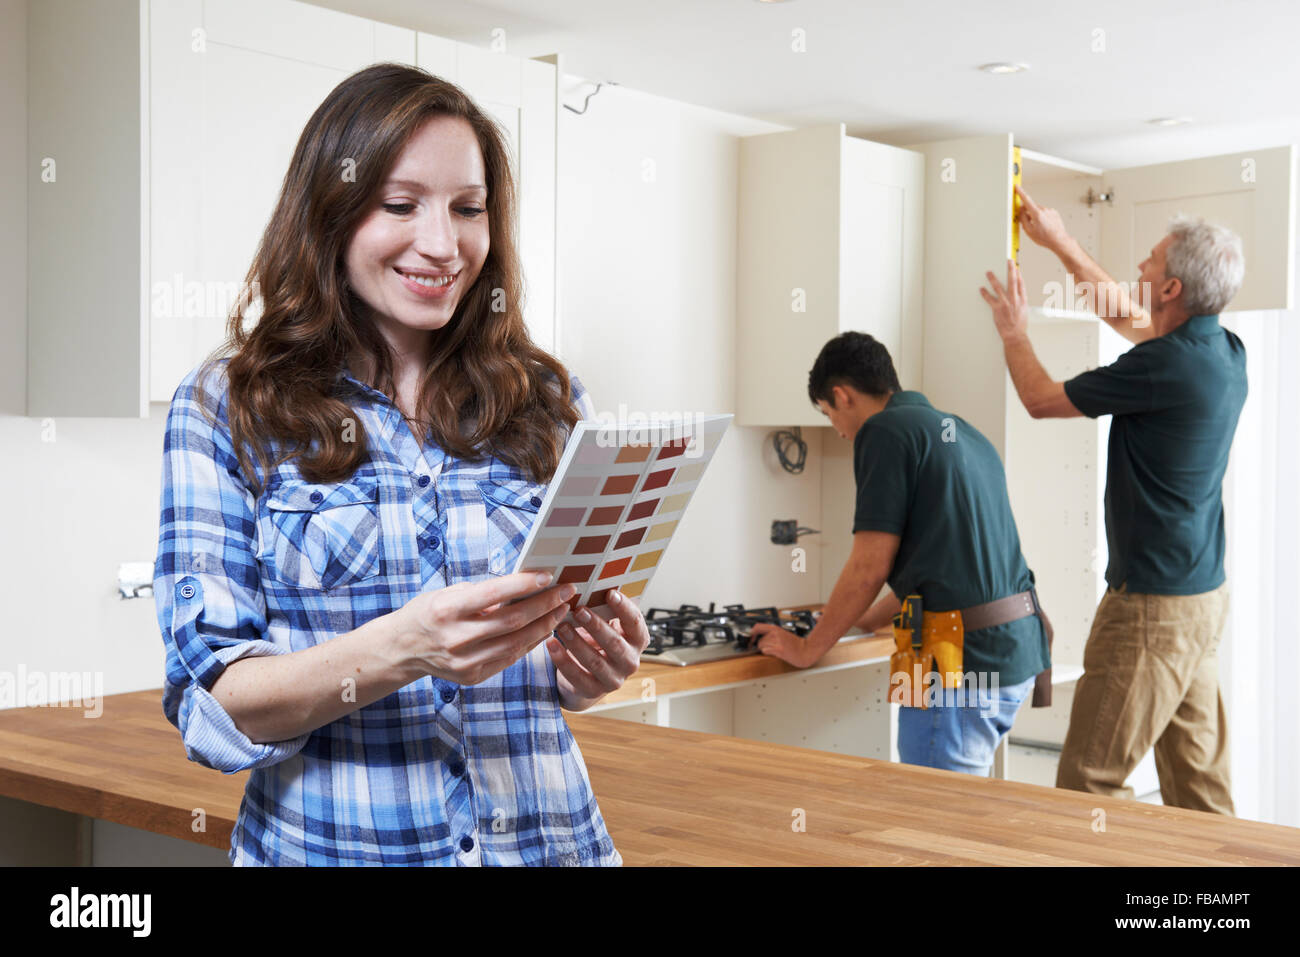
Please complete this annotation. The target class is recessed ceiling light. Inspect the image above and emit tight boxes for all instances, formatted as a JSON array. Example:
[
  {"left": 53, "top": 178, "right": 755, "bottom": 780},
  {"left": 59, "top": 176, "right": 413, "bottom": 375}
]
[
  {"left": 979, "top": 62, "right": 1030, "bottom": 74},
  {"left": 1147, "top": 116, "right": 1194, "bottom": 126}
]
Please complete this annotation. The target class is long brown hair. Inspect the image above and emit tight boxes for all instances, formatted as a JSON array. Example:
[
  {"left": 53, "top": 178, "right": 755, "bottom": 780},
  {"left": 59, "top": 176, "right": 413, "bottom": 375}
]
[{"left": 195, "top": 63, "right": 577, "bottom": 495}]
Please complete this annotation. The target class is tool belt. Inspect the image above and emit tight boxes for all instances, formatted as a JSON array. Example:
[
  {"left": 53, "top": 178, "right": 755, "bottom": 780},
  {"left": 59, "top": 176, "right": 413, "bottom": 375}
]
[{"left": 890, "top": 588, "right": 1054, "bottom": 709}]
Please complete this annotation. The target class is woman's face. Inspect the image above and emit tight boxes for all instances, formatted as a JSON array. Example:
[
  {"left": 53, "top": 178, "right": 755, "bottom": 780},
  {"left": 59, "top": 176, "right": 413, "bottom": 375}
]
[{"left": 344, "top": 114, "right": 490, "bottom": 360}]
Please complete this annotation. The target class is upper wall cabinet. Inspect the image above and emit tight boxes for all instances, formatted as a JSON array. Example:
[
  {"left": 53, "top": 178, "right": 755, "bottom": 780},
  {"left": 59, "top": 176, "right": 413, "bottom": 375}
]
[
  {"left": 735, "top": 124, "right": 924, "bottom": 426},
  {"left": 27, "top": 0, "right": 559, "bottom": 418}
]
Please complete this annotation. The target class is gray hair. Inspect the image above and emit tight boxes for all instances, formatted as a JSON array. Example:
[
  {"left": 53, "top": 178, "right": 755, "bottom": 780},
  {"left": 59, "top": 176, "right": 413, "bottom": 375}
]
[{"left": 1163, "top": 215, "right": 1245, "bottom": 316}]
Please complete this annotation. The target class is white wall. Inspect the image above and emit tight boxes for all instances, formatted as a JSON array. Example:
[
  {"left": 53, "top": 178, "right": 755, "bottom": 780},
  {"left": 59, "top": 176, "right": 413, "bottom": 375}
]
[
  {"left": 1221, "top": 264, "right": 1300, "bottom": 827},
  {"left": 554, "top": 76, "right": 835, "bottom": 611}
]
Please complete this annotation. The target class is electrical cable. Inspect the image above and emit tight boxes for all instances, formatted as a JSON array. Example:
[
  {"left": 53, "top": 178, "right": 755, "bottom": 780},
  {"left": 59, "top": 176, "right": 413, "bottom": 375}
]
[
  {"left": 772, "top": 426, "right": 807, "bottom": 474},
  {"left": 563, "top": 81, "right": 618, "bottom": 114}
]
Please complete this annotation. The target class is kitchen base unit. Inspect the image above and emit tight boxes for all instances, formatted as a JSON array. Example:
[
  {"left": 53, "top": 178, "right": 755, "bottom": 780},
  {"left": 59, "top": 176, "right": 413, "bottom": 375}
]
[{"left": 585, "top": 630, "right": 1086, "bottom": 782}]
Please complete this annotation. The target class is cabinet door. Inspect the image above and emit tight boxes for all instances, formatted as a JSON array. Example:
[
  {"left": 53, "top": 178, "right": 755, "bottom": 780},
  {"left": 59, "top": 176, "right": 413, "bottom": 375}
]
[
  {"left": 150, "top": 0, "right": 416, "bottom": 404},
  {"left": 416, "top": 36, "right": 559, "bottom": 355},
  {"left": 839, "top": 137, "right": 925, "bottom": 396},
  {"left": 28, "top": 0, "right": 147, "bottom": 418},
  {"left": 910, "top": 134, "right": 1014, "bottom": 452},
  {"left": 737, "top": 126, "right": 922, "bottom": 426},
  {"left": 737, "top": 124, "right": 846, "bottom": 427},
  {"left": 1099, "top": 145, "right": 1296, "bottom": 312}
]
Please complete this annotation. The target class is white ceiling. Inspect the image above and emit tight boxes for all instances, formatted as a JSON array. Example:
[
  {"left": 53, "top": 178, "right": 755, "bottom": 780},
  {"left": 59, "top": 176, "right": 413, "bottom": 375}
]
[{"left": 306, "top": 0, "right": 1300, "bottom": 169}]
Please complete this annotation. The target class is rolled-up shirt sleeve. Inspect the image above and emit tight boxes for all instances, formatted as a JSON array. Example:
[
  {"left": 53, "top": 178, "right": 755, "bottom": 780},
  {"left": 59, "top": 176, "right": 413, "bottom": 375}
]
[{"left": 153, "top": 364, "right": 309, "bottom": 773}]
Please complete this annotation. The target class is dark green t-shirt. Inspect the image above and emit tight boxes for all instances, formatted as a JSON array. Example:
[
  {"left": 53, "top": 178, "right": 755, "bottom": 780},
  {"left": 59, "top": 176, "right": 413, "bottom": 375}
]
[
  {"left": 853, "top": 391, "right": 1050, "bottom": 686},
  {"left": 1063, "top": 314, "right": 1246, "bottom": 595}
]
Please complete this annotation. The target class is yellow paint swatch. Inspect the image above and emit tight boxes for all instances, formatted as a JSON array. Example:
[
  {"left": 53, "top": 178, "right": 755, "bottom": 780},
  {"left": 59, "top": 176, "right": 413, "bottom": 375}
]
[
  {"left": 630, "top": 549, "right": 663, "bottom": 572},
  {"left": 619, "top": 578, "right": 648, "bottom": 598},
  {"left": 658, "top": 492, "right": 690, "bottom": 514},
  {"left": 672, "top": 463, "right": 705, "bottom": 485},
  {"left": 646, "top": 520, "right": 677, "bottom": 541}
]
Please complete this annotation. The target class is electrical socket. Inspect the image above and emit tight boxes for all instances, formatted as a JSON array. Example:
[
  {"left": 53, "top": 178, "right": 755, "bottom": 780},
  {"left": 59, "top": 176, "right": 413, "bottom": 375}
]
[{"left": 771, "top": 520, "right": 797, "bottom": 545}]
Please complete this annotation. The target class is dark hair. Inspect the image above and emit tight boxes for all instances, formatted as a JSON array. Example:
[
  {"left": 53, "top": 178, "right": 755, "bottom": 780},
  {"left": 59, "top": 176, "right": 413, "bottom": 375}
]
[
  {"left": 807, "top": 332, "right": 900, "bottom": 408},
  {"left": 197, "top": 62, "right": 578, "bottom": 495}
]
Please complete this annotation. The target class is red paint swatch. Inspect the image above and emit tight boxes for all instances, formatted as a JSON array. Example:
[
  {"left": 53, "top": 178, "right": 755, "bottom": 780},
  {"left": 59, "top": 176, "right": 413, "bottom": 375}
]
[
  {"left": 615, "top": 527, "right": 646, "bottom": 549},
  {"left": 658, "top": 440, "right": 688, "bottom": 459},
  {"left": 587, "top": 505, "right": 623, "bottom": 525},
  {"left": 600, "top": 556, "right": 631, "bottom": 579},
  {"left": 628, "top": 499, "right": 658, "bottom": 520},
  {"left": 558, "top": 565, "right": 595, "bottom": 584},
  {"left": 642, "top": 468, "right": 674, "bottom": 490},
  {"left": 573, "top": 535, "right": 610, "bottom": 554},
  {"left": 586, "top": 588, "right": 611, "bottom": 608},
  {"left": 601, "top": 474, "right": 638, "bottom": 495}
]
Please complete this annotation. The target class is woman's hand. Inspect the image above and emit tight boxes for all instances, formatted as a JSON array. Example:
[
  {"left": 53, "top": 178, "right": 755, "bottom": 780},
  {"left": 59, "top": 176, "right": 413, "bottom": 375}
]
[
  {"left": 545, "top": 589, "right": 650, "bottom": 711},
  {"left": 393, "top": 572, "right": 576, "bottom": 686}
]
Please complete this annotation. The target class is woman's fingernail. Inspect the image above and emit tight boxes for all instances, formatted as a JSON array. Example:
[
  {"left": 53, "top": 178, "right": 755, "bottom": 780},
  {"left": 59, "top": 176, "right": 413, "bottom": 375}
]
[
  {"left": 609, "top": 589, "right": 621, "bottom": 604},
  {"left": 577, "top": 607, "right": 592, "bottom": 622},
  {"left": 536, "top": 572, "right": 553, "bottom": 587}
]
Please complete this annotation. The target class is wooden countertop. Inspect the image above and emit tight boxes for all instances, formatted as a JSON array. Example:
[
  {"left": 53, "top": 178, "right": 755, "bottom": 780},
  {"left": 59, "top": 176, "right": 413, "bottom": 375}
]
[{"left": 2, "top": 689, "right": 1297, "bottom": 865}]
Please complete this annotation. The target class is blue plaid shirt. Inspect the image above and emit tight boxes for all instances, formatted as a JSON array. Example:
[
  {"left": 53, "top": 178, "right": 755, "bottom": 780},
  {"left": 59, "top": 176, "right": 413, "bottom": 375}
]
[{"left": 153, "top": 358, "right": 621, "bottom": 866}]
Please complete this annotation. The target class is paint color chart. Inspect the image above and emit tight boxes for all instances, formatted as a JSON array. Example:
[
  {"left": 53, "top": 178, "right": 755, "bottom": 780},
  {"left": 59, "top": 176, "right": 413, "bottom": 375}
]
[{"left": 511, "top": 413, "right": 732, "bottom": 623}]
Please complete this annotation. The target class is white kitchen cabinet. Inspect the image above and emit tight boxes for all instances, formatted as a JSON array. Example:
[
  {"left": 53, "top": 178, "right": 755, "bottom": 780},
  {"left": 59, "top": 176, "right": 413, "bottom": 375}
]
[
  {"left": 735, "top": 124, "right": 924, "bottom": 427},
  {"left": 27, "top": 0, "right": 559, "bottom": 417},
  {"left": 911, "top": 134, "right": 1296, "bottom": 744}
]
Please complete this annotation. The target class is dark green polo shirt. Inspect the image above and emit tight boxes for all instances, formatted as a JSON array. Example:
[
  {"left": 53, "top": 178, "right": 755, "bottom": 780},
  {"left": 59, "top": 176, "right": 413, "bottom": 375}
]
[
  {"left": 853, "top": 391, "right": 1050, "bottom": 686},
  {"left": 1063, "top": 314, "right": 1247, "bottom": 595}
]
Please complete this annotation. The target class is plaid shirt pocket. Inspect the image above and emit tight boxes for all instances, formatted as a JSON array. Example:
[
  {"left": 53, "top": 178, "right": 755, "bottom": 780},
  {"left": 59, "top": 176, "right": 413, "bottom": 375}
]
[
  {"left": 257, "top": 476, "right": 382, "bottom": 590},
  {"left": 477, "top": 477, "right": 547, "bottom": 576}
]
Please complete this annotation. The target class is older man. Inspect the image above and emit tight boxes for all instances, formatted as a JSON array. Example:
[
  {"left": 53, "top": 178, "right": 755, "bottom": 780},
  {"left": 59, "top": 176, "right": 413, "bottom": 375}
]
[{"left": 979, "top": 185, "right": 1246, "bottom": 814}]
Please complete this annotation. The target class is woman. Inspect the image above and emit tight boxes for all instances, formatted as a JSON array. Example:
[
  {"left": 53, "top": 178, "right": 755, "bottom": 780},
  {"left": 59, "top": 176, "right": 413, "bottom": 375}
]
[{"left": 153, "top": 63, "right": 648, "bottom": 865}]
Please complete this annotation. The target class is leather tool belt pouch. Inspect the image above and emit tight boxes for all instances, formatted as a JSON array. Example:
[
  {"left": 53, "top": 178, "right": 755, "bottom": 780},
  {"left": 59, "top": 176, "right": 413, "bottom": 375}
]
[
  {"left": 891, "top": 587, "right": 1054, "bottom": 709},
  {"left": 890, "top": 595, "right": 964, "bottom": 709}
]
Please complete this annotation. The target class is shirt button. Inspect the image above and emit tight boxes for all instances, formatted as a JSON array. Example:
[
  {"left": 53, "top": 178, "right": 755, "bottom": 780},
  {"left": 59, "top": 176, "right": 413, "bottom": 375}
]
[
  {"left": 309, "top": 490, "right": 323, "bottom": 504},
  {"left": 440, "top": 686, "right": 455, "bottom": 703},
  {"left": 459, "top": 836, "right": 475, "bottom": 853},
  {"left": 417, "top": 474, "right": 431, "bottom": 488},
  {"left": 449, "top": 760, "right": 465, "bottom": 777},
  {"left": 530, "top": 496, "right": 542, "bottom": 507},
  {"left": 428, "top": 537, "right": 440, "bottom": 550},
  {"left": 177, "top": 582, "right": 196, "bottom": 600}
]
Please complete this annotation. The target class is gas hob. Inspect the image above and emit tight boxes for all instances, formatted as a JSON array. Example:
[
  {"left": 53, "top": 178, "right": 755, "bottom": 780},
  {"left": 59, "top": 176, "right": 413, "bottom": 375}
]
[{"left": 641, "top": 603, "right": 825, "bottom": 666}]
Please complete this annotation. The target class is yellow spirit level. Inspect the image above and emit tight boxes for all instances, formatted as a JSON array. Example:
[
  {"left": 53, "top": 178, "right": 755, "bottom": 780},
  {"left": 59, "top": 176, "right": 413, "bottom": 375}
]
[{"left": 1012, "top": 145, "right": 1022, "bottom": 264}]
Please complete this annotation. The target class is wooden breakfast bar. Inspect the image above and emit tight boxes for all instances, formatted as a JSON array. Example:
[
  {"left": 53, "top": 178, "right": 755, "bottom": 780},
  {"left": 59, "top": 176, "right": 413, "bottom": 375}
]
[{"left": 1, "top": 689, "right": 1297, "bottom": 865}]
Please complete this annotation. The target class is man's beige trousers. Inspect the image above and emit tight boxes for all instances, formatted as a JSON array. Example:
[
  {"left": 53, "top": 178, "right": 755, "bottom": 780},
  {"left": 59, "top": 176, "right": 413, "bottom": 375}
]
[{"left": 1056, "top": 581, "right": 1234, "bottom": 815}]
